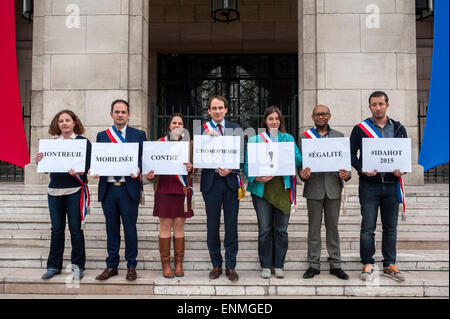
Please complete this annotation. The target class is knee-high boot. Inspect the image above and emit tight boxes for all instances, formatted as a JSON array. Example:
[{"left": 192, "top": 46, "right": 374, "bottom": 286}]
[
  {"left": 173, "top": 237, "right": 185, "bottom": 277},
  {"left": 159, "top": 237, "right": 174, "bottom": 278}
]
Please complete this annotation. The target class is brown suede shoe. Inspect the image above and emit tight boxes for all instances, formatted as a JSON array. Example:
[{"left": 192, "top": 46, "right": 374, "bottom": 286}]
[
  {"left": 126, "top": 267, "right": 137, "bottom": 281},
  {"left": 208, "top": 266, "right": 222, "bottom": 279},
  {"left": 95, "top": 268, "right": 118, "bottom": 280},
  {"left": 225, "top": 269, "right": 239, "bottom": 282}
]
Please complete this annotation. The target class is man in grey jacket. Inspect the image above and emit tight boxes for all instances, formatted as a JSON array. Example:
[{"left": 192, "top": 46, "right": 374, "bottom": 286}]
[{"left": 299, "top": 105, "right": 351, "bottom": 280}]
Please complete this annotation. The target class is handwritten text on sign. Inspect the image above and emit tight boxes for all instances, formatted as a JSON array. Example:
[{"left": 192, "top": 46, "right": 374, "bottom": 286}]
[
  {"left": 143, "top": 141, "right": 189, "bottom": 175},
  {"left": 90, "top": 143, "right": 139, "bottom": 176},
  {"left": 37, "top": 139, "right": 87, "bottom": 173},
  {"left": 362, "top": 138, "right": 412, "bottom": 173},
  {"left": 301, "top": 137, "right": 351, "bottom": 172}
]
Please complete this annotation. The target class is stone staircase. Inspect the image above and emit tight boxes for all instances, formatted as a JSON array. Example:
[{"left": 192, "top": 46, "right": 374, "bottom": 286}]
[{"left": 0, "top": 183, "right": 448, "bottom": 298}]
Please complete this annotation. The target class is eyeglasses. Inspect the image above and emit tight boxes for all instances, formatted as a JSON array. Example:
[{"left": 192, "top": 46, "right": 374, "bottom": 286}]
[{"left": 313, "top": 112, "right": 330, "bottom": 118}]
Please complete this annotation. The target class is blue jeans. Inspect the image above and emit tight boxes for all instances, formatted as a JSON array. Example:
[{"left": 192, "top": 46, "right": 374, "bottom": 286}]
[
  {"left": 251, "top": 194, "right": 290, "bottom": 269},
  {"left": 47, "top": 190, "right": 86, "bottom": 271},
  {"left": 359, "top": 180, "right": 399, "bottom": 267}
]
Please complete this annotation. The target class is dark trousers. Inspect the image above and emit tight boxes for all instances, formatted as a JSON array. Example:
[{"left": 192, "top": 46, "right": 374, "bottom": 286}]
[
  {"left": 202, "top": 176, "right": 239, "bottom": 270},
  {"left": 47, "top": 190, "right": 86, "bottom": 271},
  {"left": 101, "top": 184, "right": 139, "bottom": 269},
  {"left": 251, "top": 194, "right": 290, "bottom": 269},
  {"left": 306, "top": 196, "right": 342, "bottom": 270},
  {"left": 359, "top": 180, "right": 399, "bottom": 267}
]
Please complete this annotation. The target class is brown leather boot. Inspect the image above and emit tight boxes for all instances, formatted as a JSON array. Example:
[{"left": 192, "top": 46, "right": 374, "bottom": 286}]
[
  {"left": 159, "top": 237, "right": 174, "bottom": 278},
  {"left": 173, "top": 237, "right": 185, "bottom": 277}
]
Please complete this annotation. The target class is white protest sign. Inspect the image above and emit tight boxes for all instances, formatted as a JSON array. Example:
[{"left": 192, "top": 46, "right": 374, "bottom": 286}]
[
  {"left": 362, "top": 138, "right": 412, "bottom": 173},
  {"left": 142, "top": 141, "right": 189, "bottom": 175},
  {"left": 37, "top": 139, "right": 87, "bottom": 173},
  {"left": 90, "top": 143, "right": 139, "bottom": 176},
  {"left": 193, "top": 135, "right": 240, "bottom": 169},
  {"left": 247, "top": 142, "right": 296, "bottom": 177},
  {"left": 301, "top": 137, "right": 351, "bottom": 172}
]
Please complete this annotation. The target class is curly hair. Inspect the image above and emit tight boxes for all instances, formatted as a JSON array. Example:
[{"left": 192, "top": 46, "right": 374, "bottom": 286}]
[{"left": 48, "top": 110, "right": 85, "bottom": 136}]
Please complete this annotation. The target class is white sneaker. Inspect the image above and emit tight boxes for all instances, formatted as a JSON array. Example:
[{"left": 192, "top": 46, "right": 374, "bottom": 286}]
[
  {"left": 274, "top": 268, "right": 284, "bottom": 278},
  {"left": 261, "top": 268, "right": 271, "bottom": 279}
]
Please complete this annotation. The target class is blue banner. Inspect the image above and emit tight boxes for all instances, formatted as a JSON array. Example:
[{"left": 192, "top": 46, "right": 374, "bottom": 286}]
[{"left": 418, "top": 0, "right": 449, "bottom": 171}]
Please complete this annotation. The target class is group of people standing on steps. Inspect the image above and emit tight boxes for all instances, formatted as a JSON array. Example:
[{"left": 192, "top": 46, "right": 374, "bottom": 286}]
[{"left": 34, "top": 91, "right": 407, "bottom": 284}]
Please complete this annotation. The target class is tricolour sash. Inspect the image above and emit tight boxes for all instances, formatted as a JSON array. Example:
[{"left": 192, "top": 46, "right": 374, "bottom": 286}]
[
  {"left": 357, "top": 120, "right": 406, "bottom": 220},
  {"left": 161, "top": 136, "right": 194, "bottom": 212},
  {"left": 303, "top": 127, "right": 347, "bottom": 215},
  {"left": 107, "top": 126, "right": 145, "bottom": 205},
  {"left": 72, "top": 174, "right": 90, "bottom": 230},
  {"left": 202, "top": 121, "right": 220, "bottom": 135},
  {"left": 260, "top": 131, "right": 296, "bottom": 213}
]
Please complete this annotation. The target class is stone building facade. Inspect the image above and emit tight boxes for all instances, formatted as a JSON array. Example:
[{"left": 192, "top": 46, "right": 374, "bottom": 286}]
[{"left": 10, "top": 0, "right": 435, "bottom": 185}]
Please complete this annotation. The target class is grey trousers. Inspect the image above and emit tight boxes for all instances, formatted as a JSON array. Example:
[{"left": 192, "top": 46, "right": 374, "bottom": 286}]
[{"left": 306, "top": 195, "right": 342, "bottom": 270}]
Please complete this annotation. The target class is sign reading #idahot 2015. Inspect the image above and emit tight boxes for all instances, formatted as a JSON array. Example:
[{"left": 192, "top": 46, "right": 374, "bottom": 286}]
[
  {"left": 37, "top": 139, "right": 87, "bottom": 173},
  {"left": 142, "top": 141, "right": 190, "bottom": 175},
  {"left": 301, "top": 137, "right": 351, "bottom": 173},
  {"left": 90, "top": 143, "right": 139, "bottom": 176},
  {"left": 362, "top": 138, "right": 412, "bottom": 173},
  {"left": 193, "top": 135, "right": 241, "bottom": 169},
  {"left": 247, "top": 142, "right": 296, "bottom": 177}
]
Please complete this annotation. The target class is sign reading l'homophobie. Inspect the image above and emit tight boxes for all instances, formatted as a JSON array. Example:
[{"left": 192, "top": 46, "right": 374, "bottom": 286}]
[
  {"left": 37, "top": 139, "right": 87, "bottom": 173},
  {"left": 142, "top": 141, "right": 190, "bottom": 175},
  {"left": 301, "top": 137, "right": 351, "bottom": 172},
  {"left": 247, "top": 142, "right": 296, "bottom": 177},
  {"left": 90, "top": 143, "right": 139, "bottom": 176},
  {"left": 362, "top": 138, "right": 412, "bottom": 173},
  {"left": 193, "top": 135, "right": 241, "bottom": 169}
]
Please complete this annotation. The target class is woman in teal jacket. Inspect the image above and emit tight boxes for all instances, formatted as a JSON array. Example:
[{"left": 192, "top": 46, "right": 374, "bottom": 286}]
[{"left": 244, "top": 106, "right": 302, "bottom": 279}]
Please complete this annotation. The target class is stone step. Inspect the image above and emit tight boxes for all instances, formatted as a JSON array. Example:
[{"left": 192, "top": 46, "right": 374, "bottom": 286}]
[
  {"left": 0, "top": 214, "right": 448, "bottom": 233},
  {"left": 0, "top": 247, "right": 447, "bottom": 272},
  {"left": 0, "top": 230, "right": 447, "bottom": 250},
  {"left": 0, "top": 206, "right": 448, "bottom": 217},
  {"left": 0, "top": 268, "right": 447, "bottom": 297}
]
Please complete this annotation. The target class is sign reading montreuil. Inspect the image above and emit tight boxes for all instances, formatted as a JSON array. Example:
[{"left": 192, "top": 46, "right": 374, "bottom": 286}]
[
  {"left": 301, "top": 137, "right": 351, "bottom": 172},
  {"left": 142, "top": 141, "right": 190, "bottom": 175},
  {"left": 247, "top": 142, "right": 296, "bottom": 177},
  {"left": 362, "top": 138, "right": 412, "bottom": 173},
  {"left": 90, "top": 143, "right": 139, "bottom": 176},
  {"left": 193, "top": 135, "right": 241, "bottom": 169},
  {"left": 37, "top": 139, "right": 87, "bottom": 173}
]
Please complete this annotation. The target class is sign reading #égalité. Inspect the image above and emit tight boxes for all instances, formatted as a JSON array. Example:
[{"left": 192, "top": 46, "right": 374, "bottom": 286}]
[{"left": 301, "top": 137, "right": 351, "bottom": 173}]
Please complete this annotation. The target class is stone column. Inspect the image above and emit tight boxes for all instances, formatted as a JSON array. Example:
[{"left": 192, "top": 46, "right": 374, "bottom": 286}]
[
  {"left": 298, "top": 0, "right": 423, "bottom": 185},
  {"left": 25, "top": 0, "right": 149, "bottom": 184}
]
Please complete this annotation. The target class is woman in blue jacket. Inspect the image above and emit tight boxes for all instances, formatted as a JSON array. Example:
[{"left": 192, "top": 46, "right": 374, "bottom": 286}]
[{"left": 244, "top": 106, "right": 302, "bottom": 279}]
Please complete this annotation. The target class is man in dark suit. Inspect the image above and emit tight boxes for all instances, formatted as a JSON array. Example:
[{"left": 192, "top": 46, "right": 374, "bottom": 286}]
[
  {"left": 200, "top": 95, "right": 241, "bottom": 282},
  {"left": 299, "top": 105, "right": 351, "bottom": 280},
  {"left": 94, "top": 99, "right": 146, "bottom": 281}
]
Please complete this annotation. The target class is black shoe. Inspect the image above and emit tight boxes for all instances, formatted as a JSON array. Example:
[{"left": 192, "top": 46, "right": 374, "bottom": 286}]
[
  {"left": 303, "top": 267, "right": 320, "bottom": 279},
  {"left": 330, "top": 268, "right": 349, "bottom": 280}
]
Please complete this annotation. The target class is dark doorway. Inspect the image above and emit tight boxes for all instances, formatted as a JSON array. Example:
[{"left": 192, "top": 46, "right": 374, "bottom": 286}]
[{"left": 151, "top": 54, "right": 298, "bottom": 140}]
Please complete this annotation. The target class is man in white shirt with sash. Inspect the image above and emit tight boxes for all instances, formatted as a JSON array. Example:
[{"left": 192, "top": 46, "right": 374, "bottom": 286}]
[
  {"left": 299, "top": 105, "right": 351, "bottom": 280},
  {"left": 94, "top": 100, "right": 147, "bottom": 281},
  {"left": 200, "top": 95, "right": 242, "bottom": 282},
  {"left": 350, "top": 91, "right": 407, "bottom": 282}
]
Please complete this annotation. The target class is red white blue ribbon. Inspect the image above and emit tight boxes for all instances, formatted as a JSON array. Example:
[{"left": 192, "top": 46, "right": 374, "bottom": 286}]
[
  {"left": 304, "top": 127, "right": 321, "bottom": 139},
  {"left": 259, "top": 132, "right": 296, "bottom": 209},
  {"left": 358, "top": 120, "right": 406, "bottom": 219},
  {"left": 72, "top": 174, "right": 90, "bottom": 229},
  {"left": 203, "top": 121, "right": 222, "bottom": 135}
]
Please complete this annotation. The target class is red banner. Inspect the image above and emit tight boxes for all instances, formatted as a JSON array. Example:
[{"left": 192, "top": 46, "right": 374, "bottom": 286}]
[{"left": 0, "top": 0, "right": 30, "bottom": 168}]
